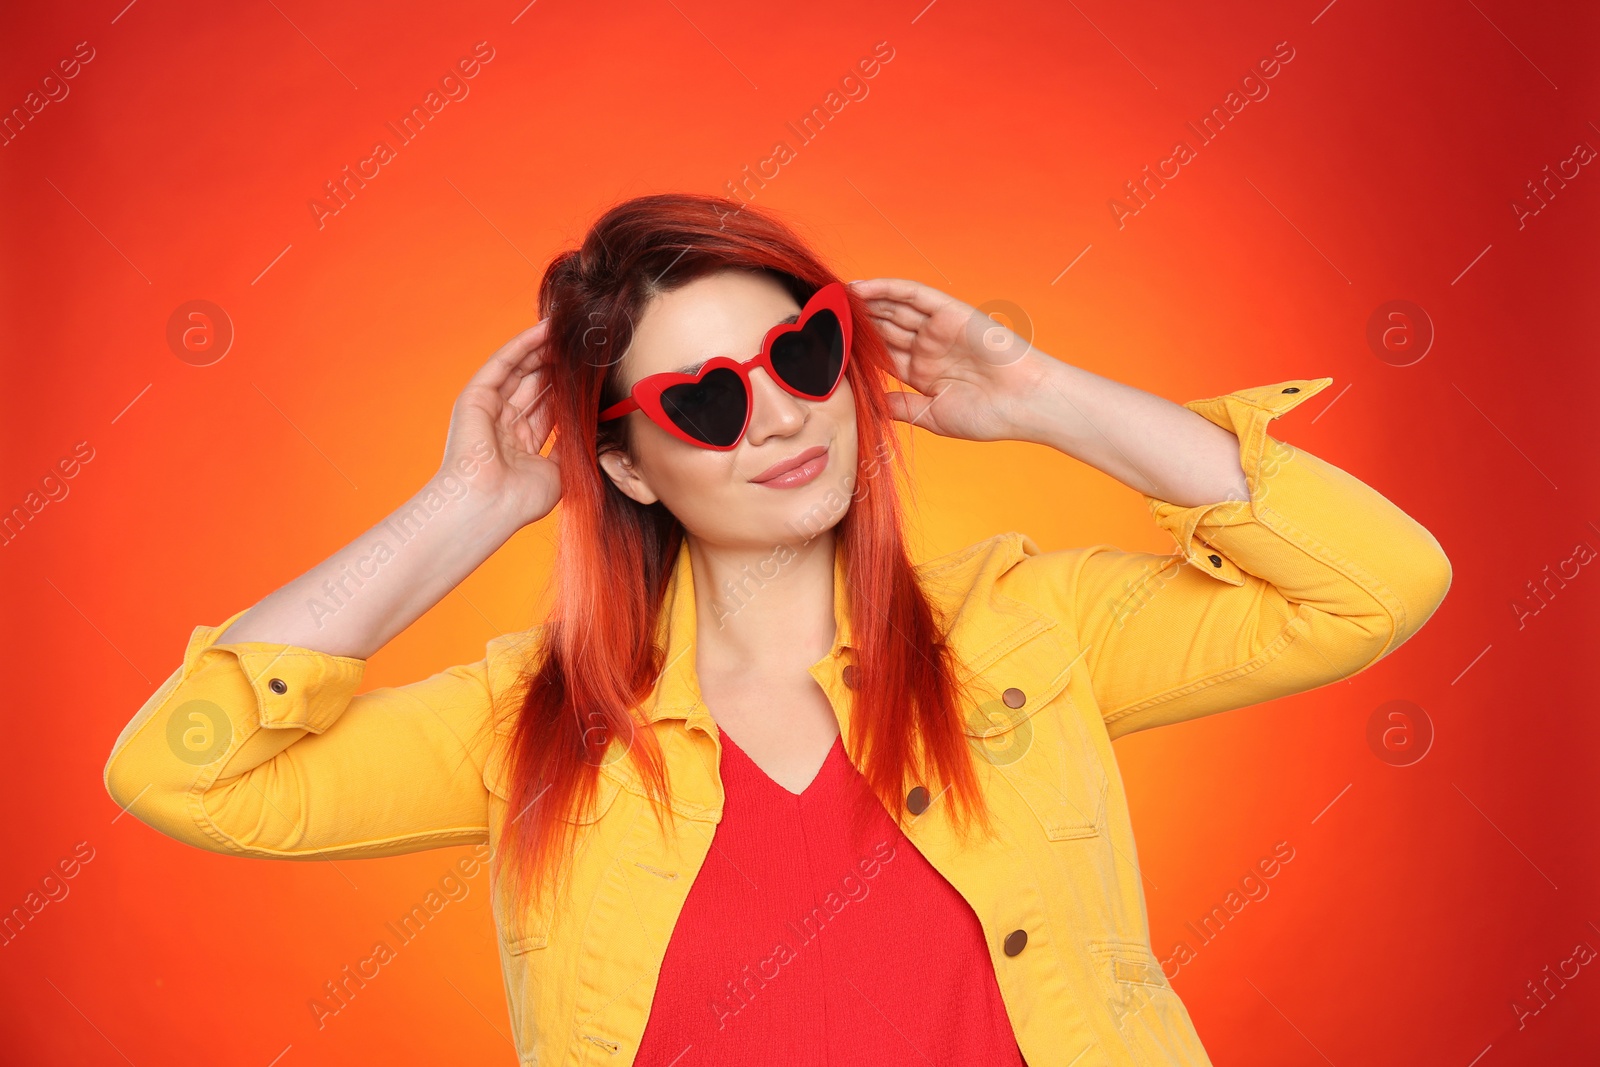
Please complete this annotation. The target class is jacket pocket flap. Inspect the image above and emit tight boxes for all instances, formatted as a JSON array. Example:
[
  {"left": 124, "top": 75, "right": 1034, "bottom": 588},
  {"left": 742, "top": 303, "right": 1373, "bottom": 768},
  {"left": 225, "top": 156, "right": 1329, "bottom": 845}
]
[{"left": 961, "top": 621, "right": 1079, "bottom": 740}]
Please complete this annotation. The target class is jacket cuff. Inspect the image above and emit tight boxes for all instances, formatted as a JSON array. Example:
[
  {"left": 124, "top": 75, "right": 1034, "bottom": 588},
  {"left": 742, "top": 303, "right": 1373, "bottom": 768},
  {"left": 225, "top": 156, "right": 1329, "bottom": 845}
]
[
  {"left": 1141, "top": 377, "right": 1336, "bottom": 586},
  {"left": 182, "top": 608, "right": 368, "bottom": 734}
]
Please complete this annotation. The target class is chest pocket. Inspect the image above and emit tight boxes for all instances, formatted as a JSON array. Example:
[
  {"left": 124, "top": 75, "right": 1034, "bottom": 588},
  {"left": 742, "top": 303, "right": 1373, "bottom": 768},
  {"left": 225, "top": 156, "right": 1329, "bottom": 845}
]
[
  {"left": 483, "top": 733, "right": 623, "bottom": 954},
  {"left": 963, "top": 621, "right": 1108, "bottom": 840}
]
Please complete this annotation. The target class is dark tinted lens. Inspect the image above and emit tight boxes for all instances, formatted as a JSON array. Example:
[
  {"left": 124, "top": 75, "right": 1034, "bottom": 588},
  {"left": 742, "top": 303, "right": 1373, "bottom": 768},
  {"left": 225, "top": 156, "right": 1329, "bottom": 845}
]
[
  {"left": 661, "top": 367, "right": 748, "bottom": 447},
  {"left": 770, "top": 309, "right": 844, "bottom": 397}
]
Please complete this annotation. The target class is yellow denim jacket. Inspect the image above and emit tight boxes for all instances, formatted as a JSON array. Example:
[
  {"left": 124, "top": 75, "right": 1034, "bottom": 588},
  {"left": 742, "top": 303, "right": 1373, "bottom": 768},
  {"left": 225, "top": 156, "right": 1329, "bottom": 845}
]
[{"left": 103, "top": 377, "right": 1452, "bottom": 1066}]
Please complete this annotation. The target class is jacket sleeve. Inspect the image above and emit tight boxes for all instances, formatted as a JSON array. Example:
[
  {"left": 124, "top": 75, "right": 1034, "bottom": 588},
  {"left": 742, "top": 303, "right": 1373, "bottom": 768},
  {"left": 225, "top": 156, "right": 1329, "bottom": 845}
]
[
  {"left": 999, "top": 377, "right": 1453, "bottom": 740},
  {"left": 102, "top": 608, "right": 528, "bottom": 860}
]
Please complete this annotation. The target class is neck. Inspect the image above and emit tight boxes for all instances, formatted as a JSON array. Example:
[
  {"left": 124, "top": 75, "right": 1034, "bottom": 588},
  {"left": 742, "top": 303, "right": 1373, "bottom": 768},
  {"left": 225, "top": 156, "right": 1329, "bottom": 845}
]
[{"left": 688, "top": 531, "right": 838, "bottom": 675}]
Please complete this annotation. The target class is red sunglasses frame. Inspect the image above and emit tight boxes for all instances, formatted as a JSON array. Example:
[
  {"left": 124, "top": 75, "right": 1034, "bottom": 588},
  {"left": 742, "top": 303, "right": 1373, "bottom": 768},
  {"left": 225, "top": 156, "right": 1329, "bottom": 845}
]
[{"left": 597, "top": 281, "right": 853, "bottom": 451}]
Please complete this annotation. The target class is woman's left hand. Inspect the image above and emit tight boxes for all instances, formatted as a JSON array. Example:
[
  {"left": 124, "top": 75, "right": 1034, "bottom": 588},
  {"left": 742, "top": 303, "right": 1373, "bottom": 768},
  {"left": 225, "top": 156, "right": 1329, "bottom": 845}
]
[{"left": 848, "top": 277, "right": 1054, "bottom": 442}]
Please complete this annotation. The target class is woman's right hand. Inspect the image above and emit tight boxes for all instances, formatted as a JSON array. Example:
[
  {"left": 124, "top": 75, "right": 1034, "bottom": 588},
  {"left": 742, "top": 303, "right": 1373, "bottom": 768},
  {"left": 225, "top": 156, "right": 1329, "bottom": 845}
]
[{"left": 437, "top": 319, "right": 563, "bottom": 527}]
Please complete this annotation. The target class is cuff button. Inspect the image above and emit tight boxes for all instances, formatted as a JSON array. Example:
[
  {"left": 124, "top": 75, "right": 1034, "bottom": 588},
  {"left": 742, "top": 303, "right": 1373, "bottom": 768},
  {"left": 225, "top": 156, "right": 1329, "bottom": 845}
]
[{"left": 268, "top": 678, "right": 288, "bottom": 694}]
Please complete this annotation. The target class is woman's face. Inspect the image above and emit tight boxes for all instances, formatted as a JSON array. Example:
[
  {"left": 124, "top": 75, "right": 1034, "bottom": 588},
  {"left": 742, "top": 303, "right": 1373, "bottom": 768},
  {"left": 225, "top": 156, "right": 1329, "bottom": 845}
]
[{"left": 597, "top": 269, "right": 859, "bottom": 548}]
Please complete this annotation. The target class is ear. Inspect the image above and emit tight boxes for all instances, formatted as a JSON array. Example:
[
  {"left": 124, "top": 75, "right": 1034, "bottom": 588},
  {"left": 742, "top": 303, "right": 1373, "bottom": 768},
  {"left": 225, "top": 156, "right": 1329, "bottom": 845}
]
[{"left": 597, "top": 448, "right": 661, "bottom": 506}]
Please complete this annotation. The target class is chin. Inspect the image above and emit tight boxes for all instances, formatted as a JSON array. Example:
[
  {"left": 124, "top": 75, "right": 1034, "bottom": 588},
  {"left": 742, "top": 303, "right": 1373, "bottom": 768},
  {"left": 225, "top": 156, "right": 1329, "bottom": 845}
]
[{"left": 772, "top": 479, "right": 852, "bottom": 543}]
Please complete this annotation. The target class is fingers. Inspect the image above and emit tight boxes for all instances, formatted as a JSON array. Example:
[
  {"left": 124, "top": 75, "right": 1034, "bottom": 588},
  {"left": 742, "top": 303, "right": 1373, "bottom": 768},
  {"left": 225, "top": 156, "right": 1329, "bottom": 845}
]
[
  {"left": 885, "top": 388, "right": 938, "bottom": 427},
  {"left": 882, "top": 346, "right": 913, "bottom": 388},
  {"left": 865, "top": 298, "right": 926, "bottom": 335},
  {"left": 495, "top": 326, "right": 556, "bottom": 404},
  {"left": 502, "top": 367, "right": 546, "bottom": 421},
  {"left": 468, "top": 318, "right": 552, "bottom": 395},
  {"left": 496, "top": 356, "right": 540, "bottom": 403},
  {"left": 855, "top": 310, "right": 919, "bottom": 387},
  {"left": 848, "top": 277, "right": 950, "bottom": 317},
  {"left": 504, "top": 373, "right": 557, "bottom": 448},
  {"left": 867, "top": 315, "right": 918, "bottom": 358}
]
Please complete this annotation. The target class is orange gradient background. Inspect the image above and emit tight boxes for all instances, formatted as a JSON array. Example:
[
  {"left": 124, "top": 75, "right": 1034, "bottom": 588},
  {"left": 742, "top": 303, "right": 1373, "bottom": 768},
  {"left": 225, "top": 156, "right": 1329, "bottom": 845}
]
[{"left": 3, "top": 1, "right": 1597, "bottom": 1064}]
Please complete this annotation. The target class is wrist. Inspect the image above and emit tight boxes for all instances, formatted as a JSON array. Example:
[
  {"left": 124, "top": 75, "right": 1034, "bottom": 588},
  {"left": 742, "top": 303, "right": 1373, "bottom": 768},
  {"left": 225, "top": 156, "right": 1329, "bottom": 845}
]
[
  {"left": 1001, "top": 355, "right": 1084, "bottom": 451},
  {"left": 423, "top": 469, "right": 533, "bottom": 541}
]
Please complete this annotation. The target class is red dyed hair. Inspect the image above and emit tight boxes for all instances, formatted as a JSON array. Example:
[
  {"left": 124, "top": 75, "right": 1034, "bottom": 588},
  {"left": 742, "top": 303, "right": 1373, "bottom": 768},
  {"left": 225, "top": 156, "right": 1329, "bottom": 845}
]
[{"left": 495, "top": 192, "right": 993, "bottom": 916}]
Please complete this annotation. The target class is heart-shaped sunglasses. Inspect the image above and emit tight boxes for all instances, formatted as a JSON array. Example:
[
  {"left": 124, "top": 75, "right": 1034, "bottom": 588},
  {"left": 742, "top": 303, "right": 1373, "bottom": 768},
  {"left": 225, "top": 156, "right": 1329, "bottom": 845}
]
[{"left": 598, "top": 281, "right": 852, "bottom": 450}]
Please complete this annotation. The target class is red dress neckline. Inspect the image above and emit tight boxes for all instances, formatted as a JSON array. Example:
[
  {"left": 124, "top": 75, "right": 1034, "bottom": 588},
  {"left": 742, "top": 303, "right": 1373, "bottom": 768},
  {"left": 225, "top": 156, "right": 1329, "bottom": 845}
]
[
  {"left": 633, "top": 720, "right": 1029, "bottom": 1065},
  {"left": 716, "top": 727, "right": 844, "bottom": 799}
]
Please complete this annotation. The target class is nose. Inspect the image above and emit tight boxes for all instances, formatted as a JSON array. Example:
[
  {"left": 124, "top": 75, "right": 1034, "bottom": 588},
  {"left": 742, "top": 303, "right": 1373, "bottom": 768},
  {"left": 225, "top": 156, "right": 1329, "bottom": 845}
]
[{"left": 742, "top": 365, "right": 806, "bottom": 445}]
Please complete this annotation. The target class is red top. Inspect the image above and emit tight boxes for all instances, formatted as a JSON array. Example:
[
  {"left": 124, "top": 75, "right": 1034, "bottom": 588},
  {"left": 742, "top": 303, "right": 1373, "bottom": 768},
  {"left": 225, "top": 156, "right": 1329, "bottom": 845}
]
[{"left": 633, "top": 728, "right": 1029, "bottom": 1066}]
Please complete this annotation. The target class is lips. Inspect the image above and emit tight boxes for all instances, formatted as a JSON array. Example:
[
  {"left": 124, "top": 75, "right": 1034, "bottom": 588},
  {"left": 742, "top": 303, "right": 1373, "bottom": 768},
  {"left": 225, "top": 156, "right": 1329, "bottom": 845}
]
[{"left": 752, "top": 444, "right": 828, "bottom": 483}]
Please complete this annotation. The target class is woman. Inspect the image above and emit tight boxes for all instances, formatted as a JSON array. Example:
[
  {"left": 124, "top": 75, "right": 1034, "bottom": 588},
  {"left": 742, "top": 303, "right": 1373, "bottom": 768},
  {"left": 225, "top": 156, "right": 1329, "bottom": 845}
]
[{"left": 104, "top": 192, "right": 1452, "bottom": 1066}]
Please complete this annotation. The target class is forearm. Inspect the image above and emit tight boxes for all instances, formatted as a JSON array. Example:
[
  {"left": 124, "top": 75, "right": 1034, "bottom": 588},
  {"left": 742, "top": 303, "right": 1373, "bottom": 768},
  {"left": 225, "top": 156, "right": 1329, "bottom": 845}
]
[
  {"left": 1009, "top": 357, "right": 1250, "bottom": 508},
  {"left": 213, "top": 472, "right": 529, "bottom": 659}
]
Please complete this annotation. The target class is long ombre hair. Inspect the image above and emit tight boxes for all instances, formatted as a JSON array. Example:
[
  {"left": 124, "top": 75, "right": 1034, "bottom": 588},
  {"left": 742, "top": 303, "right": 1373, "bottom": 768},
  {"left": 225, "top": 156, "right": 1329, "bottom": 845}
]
[{"left": 496, "top": 192, "right": 993, "bottom": 916}]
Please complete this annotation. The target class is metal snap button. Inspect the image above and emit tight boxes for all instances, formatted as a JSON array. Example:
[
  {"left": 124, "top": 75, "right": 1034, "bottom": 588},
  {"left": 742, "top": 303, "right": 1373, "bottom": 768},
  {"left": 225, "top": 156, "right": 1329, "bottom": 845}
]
[
  {"left": 842, "top": 664, "right": 858, "bottom": 690},
  {"left": 1003, "top": 929, "right": 1028, "bottom": 956},
  {"left": 1208, "top": 554, "right": 1223, "bottom": 567},
  {"left": 268, "top": 678, "right": 288, "bottom": 694},
  {"left": 1282, "top": 386, "right": 1300, "bottom": 393},
  {"left": 906, "top": 785, "right": 930, "bottom": 815},
  {"left": 1002, "top": 687, "right": 1025, "bottom": 709}
]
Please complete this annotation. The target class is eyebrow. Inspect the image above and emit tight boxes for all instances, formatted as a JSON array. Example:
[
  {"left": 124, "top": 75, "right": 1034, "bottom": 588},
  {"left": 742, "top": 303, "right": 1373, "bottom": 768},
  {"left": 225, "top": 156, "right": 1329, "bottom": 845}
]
[{"left": 670, "top": 312, "right": 800, "bottom": 376}]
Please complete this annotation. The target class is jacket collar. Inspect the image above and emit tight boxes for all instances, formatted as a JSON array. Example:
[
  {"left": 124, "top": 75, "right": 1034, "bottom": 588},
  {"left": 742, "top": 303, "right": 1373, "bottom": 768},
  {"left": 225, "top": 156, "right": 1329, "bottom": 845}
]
[
  {"left": 609, "top": 531, "right": 1065, "bottom": 823},
  {"left": 634, "top": 531, "right": 1057, "bottom": 728},
  {"left": 638, "top": 537, "right": 857, "bottom": 726}
]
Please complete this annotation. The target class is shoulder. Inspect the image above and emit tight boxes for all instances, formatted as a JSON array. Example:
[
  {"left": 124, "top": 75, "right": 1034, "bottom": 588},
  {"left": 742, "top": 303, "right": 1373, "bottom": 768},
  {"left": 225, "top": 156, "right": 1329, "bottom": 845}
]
[
  {"left": 483, "top": 622, "right": 553, "bottom": 732},
  {"left": 914, "top": 531, "right": 1066, "bottom": 633},
  {"left": 914, "top": 534, "right": 1094, "bottom": 708},
  {"left": 915, "top": 531, "right": 1126, "bottom": 642},
  {"left": 915, "top": 530, "right": 1085, "bottom": 603},
  {"left": 915, "top": 530, "right": 1037, "bottom": 584}
]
